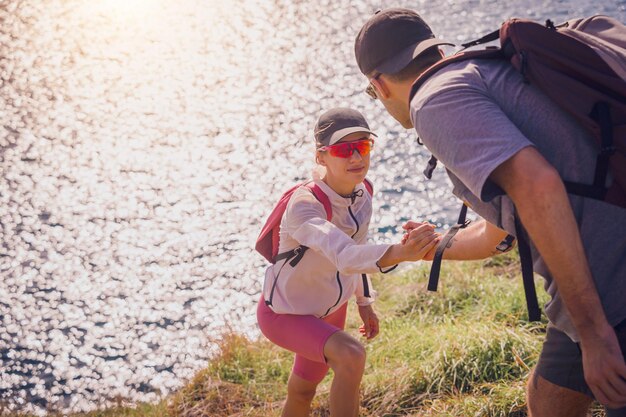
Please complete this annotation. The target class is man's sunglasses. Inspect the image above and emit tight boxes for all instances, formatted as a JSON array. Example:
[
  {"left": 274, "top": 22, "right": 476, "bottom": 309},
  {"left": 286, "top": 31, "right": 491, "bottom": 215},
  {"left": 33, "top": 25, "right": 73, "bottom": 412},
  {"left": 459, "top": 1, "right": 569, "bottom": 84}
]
[
  {"left": 365, "top": 74, "right": 380, "bottom": 100},
  {"left": 365, "top": 83, "right": 377, "bottom": 100},
  {"left": 318, "top": 139, "right": 375, "bottom": 158}
]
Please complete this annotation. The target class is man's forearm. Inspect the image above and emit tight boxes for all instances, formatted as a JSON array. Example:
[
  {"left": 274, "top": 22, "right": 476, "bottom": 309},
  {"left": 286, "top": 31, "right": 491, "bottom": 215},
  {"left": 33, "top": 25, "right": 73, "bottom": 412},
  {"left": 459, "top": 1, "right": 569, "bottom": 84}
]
[
  {"left": 492, "top": 147, "right": 611, "bottom": 340},
  {"left": 440, "top": 219, "right": 510, "bottom": 260},
  {"left": 514, "top": 177, "right": 609, "bottom": 336}
]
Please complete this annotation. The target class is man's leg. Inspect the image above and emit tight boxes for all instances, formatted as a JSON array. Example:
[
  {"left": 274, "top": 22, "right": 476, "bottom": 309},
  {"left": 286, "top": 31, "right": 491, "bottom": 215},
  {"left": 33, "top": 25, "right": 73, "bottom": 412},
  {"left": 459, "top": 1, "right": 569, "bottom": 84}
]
[
  {"left": 530, "top": 323, "right": 613, "bottom": 417},
  {"left": 527, "top": 367, "right": 593, "bottom": 417}
]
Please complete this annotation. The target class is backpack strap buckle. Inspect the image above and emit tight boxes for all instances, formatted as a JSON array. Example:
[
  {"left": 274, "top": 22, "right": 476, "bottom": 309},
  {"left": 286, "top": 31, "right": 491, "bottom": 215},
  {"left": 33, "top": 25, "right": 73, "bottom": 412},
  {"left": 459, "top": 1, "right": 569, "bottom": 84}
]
[
  {"left": 274, "top": 245, "right": 309, "bottom": 267},
  {"left": 289, "top": 246, "right": 308, "bottom": 267}
]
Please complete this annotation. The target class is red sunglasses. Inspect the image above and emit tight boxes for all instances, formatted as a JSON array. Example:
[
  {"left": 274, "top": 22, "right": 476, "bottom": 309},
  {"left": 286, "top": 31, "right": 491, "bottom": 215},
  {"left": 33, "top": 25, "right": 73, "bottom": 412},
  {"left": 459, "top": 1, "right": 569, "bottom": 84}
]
[{"left": 318, "top": 139, "right": 375, "bottom": 158}]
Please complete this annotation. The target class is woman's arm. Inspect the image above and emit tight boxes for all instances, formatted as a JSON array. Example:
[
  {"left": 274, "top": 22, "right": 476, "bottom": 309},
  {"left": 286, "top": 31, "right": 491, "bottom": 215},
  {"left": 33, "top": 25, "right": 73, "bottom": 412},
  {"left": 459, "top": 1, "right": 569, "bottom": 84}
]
[{"left": 289, "top": 195, "right": 439, "bottom": 273}]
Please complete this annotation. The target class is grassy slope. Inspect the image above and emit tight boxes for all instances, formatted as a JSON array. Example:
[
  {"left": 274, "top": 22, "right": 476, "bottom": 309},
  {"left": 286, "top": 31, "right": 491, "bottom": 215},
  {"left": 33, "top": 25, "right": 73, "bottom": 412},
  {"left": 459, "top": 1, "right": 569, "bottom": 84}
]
[
  {"left": 166, "top": 252, "right": 549, "bottom": 417},
  {"left": 7, "top": 253, "right": 609, "bottom": 416}
]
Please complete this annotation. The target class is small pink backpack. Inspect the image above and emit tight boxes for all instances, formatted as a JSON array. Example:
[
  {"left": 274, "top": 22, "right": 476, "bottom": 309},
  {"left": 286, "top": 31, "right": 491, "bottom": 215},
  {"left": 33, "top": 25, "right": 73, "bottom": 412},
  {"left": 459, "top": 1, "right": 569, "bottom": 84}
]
[{"left": 256, "top": 179, "right": 373, "bottom": 265}]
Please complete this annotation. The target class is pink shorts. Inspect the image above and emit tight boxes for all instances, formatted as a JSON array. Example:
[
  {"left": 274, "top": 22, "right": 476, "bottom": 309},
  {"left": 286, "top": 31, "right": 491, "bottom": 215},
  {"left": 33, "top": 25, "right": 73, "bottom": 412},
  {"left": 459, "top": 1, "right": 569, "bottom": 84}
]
[{"left": 257, "top": 297, "right": 347, "bottom": 383}]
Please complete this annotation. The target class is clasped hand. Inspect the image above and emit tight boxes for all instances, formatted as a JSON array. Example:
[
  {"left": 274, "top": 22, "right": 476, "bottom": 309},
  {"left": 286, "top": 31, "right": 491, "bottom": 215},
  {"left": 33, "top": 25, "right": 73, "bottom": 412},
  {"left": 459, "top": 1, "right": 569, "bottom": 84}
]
[{"left": 399, "top": 221, "right": 440, "bottom": 261}]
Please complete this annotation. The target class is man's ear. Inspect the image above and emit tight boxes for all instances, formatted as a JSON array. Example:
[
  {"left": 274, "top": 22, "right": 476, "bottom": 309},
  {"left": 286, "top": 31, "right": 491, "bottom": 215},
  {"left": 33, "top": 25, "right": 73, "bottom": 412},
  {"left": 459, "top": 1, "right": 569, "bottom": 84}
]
[{"left": 371, "top": 76, "right": 391, "bottom": 99}]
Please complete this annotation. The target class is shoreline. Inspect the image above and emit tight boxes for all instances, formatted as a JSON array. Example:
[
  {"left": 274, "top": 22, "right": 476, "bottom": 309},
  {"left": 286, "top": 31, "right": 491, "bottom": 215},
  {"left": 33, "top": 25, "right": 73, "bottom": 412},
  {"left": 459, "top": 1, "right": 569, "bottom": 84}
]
[
  {"left": 0, "top": 253, "right": 579, "bottom": 416},
  {"left": 4, "top": 253, "right": 609, "bottom": 416}
]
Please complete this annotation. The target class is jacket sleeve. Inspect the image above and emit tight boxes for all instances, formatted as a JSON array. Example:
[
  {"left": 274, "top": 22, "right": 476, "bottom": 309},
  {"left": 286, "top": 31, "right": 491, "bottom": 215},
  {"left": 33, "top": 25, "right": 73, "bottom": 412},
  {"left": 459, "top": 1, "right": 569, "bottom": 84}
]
[{"left": 285, "top": 193, "right": 392, "bottom": 275}]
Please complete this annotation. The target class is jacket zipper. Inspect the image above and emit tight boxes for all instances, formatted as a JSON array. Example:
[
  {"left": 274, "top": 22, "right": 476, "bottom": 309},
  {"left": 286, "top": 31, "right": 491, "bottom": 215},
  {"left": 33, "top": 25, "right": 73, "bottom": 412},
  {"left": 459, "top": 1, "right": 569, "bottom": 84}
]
[
  {"left": 322, "top": 271, "right": 343, "bottom": 317},
  {"left": 348, "top": 206, "right": 359, "bottom": 239},
  {"left": 323, "top": 201, "right": 360, "bottom": 316},
  {"left": 349, "top": 201, "right": 372, "bottom": 301}
]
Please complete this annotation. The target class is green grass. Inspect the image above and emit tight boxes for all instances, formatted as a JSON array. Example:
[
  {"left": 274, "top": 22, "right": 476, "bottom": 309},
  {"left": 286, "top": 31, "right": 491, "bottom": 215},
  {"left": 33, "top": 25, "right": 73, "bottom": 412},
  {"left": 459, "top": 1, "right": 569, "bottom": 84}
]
[{"left": 4, "top": 252, "right": 610, "bottom": 416}]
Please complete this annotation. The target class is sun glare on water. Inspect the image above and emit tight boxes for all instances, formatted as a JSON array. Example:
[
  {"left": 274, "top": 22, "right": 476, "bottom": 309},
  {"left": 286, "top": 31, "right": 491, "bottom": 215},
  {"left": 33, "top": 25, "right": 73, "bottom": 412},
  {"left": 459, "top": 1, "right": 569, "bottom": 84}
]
[{"left": 96, "top": 0, "right": 156, "bottom": 18}]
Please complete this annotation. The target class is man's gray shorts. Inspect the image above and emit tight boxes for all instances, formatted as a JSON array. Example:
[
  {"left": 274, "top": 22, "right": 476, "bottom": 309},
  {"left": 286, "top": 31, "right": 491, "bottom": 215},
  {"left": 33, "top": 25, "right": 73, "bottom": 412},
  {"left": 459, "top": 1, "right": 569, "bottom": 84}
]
[{"left": 535, "top": 319, "right": 626, "bottom": 416}]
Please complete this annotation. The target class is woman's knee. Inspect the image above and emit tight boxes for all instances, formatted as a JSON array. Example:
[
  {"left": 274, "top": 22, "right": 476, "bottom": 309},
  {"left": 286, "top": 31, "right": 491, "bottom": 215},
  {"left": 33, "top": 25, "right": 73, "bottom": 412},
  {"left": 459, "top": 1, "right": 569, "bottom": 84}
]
[{"left": 324, "top": 332, "right": 366, "bottom": 372}]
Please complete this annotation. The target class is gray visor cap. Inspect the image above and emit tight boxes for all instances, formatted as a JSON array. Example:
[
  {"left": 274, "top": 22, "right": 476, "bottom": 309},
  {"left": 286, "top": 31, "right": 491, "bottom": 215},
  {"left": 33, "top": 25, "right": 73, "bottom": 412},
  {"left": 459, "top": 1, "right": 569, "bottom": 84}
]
[
  {"left": 355, "top": 8, "right": 453, "bottom": 75},
  {"left": 376, "top": 38, "right": 454, "bottom": 74},
  {"left": 314, "top": 108, "right": 377, "bottom": 147}
]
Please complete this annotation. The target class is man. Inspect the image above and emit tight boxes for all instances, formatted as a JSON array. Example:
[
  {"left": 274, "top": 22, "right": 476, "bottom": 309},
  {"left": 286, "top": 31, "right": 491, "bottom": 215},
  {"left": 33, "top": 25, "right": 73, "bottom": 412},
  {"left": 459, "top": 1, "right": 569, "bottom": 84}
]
[{"left": 354, "top": 8, "right": 626, "bottom": 417}]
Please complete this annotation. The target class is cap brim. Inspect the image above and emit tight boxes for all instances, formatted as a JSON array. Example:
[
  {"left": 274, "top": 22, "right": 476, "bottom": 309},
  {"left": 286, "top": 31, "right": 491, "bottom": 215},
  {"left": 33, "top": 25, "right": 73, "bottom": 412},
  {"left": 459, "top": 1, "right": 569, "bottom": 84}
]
[
  {"left": 327, "top": 127, "right": 378, "bottom": 146},
  {"left": 376, "top": 38, "right": 455, "bottom": 74}
]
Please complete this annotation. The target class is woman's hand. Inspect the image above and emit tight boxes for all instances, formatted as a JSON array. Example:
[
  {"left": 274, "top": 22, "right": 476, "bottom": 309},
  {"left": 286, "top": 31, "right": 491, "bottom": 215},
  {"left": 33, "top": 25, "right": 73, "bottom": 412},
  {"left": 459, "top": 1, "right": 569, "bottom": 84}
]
[
  {"left": 402, "top": 221, "right": 441, "bottom": 261},
  {"left": 358, "top": 304, "right": 379, "bottom": 340},
  {"left": 377, "top": 222, "right": 440, "bottom": 267},
  {"left": 400, "top": 222, "right": 439, "bottom": 261}
]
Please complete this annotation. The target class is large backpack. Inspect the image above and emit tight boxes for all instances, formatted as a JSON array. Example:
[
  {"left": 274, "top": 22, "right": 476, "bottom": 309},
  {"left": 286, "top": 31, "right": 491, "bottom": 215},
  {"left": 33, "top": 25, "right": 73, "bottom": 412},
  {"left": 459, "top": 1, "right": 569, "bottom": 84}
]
[
  {"left": 409, "top": 15, "right": 626, "bottom": 321},
  {"left": 255, "top": 179, "right": 374, "bottom": 266}
]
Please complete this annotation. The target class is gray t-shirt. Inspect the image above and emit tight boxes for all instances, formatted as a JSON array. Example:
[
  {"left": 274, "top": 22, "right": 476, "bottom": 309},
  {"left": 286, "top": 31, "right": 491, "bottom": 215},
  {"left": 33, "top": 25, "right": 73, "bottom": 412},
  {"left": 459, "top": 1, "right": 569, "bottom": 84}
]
[{"left": 411, "top": 59, "right": 626, "bottom": 342}]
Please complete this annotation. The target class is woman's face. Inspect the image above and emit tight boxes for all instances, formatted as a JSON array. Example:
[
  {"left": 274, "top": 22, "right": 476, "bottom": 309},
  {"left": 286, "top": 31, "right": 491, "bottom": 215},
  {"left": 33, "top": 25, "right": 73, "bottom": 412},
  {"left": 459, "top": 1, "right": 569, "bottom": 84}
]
[{"left": 317, "top": 132, "right": 372, "bottom": 192}]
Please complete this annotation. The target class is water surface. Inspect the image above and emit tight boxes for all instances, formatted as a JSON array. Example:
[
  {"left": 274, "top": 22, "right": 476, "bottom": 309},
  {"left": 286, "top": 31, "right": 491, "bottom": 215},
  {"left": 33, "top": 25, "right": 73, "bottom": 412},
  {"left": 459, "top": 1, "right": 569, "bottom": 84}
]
[{"left": 1, "top": 0, "right": 624, "bottom": 413}]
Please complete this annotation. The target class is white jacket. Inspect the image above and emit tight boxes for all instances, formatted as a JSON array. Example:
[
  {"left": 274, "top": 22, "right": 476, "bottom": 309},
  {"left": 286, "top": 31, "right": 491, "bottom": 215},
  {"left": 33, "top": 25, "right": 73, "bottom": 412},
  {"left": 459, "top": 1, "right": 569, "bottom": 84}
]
[{"left": 262, "top": 171, "right": 393, "bottom": 317}]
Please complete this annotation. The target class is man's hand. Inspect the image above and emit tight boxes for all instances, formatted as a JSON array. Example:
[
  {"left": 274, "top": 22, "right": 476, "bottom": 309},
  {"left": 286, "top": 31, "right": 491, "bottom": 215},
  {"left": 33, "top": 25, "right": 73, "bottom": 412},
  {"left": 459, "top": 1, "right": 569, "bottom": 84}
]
[
  {"left": 580, "top": 327, "right": 626, "bottom": 409},
  {"left": 358, "top": 304, "right": 380, "bottom": 340}
]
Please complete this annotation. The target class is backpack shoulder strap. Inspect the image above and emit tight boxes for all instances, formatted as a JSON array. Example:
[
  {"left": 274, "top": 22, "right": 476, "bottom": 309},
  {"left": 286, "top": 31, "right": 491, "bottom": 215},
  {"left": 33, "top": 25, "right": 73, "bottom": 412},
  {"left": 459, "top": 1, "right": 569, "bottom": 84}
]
[
  {"left": 363, "top": 178, "right": 374, "bottom": 196},
  {"left": 302, "top": 179, "right": 372, "bottom": 220},
  {"left": 409, "top": 48, "right": 504, "bottom": 103},
  {"left": 514, "top": 215, "right": 542, "bottom": 322},
  {"left": 303, "top": 181, "right": 332, "bottom": 221},
  {"left": 278, "top": 182, "right": 331, "bottom": 267},
  {"left": 427, "top": 203, "right": 471, "bottom": 292}
]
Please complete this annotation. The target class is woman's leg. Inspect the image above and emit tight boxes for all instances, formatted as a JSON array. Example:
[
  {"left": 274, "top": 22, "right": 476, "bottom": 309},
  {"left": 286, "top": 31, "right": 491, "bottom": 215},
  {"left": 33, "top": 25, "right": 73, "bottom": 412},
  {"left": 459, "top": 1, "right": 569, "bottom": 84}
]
[
  {"left": 323, "top": 330, "right": 366, "bottom": 417},
  {"left": 257, "top": 299, "right": 351, "bottom": 415},
  {"left": 281, "top": 372, "right": 319, "bottom": 417}
]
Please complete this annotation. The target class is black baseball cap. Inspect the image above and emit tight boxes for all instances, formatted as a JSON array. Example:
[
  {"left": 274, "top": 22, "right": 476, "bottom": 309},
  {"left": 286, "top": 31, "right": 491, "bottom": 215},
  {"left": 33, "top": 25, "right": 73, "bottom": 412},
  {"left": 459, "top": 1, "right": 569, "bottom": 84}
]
[
  {"left": 355, "top": 8, "right": 453, "bottom": 75},
  {"left": 314, "top": 108, "right": 377, "bottom": 147}
]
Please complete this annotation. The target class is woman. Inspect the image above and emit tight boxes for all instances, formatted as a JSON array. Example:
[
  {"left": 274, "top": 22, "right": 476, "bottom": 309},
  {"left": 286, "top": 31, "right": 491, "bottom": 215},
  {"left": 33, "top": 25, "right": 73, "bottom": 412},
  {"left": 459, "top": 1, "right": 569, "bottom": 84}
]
[{"left": 257, "top": 107, "right": 438, "bottom": 417}]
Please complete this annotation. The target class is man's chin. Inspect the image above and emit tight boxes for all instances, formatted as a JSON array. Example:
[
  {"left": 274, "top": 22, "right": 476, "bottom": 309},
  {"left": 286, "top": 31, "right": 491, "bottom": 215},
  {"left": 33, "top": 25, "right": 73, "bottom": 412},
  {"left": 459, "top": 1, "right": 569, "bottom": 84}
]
[
  {"left": 391, "top": 114, "right": 413, "bottom": 129},
  {"left": 400, "top": 118, "right": 414, "bottom": 129}
]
